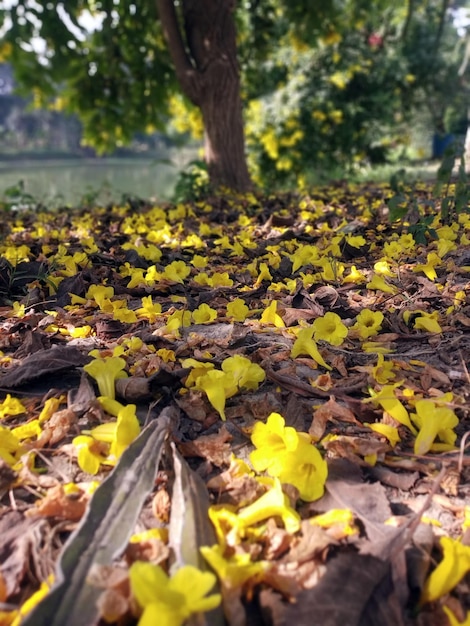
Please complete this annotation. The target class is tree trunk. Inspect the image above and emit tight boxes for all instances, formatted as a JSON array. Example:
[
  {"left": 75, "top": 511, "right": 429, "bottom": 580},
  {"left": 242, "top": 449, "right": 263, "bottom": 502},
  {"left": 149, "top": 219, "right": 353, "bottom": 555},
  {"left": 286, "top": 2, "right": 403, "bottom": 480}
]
[{"left": 156, "top": 0, "right": 252, "bottom": 192}]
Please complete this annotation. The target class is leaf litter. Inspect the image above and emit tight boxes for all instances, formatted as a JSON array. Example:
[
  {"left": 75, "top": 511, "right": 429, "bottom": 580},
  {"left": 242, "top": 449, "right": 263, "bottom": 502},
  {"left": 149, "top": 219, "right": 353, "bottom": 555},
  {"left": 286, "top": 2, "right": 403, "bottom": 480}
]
[{"left": 0, "top": 182, "right": 469, "bottom": 625}]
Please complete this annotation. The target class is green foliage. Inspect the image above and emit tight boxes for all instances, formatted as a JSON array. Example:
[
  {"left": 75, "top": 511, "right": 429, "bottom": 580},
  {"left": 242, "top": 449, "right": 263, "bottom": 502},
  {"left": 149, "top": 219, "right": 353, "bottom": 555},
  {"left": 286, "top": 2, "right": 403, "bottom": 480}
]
[
  {"left": 0, "top": 180, "right": 38, "bottom": 212},
  {"left": 387, "top": 169, "right": 438, "bottom": 244},
  {"left": 434, "top": 142, "right": 470, "bottom": 222},
  {"left": 172, "top": 160, "right": 210, "bottom": 203},
  {"left": 387, "top": 139, "right": 470, "bottom": 243},
  {"left": 245, "top": 19, "right": 414, "bottom": 188},
  {"left": 1, "top": 0, "right": 468, "bottom": 189},
  {"left": 1, "top": 2, "right": 172, "bottom": 153}
]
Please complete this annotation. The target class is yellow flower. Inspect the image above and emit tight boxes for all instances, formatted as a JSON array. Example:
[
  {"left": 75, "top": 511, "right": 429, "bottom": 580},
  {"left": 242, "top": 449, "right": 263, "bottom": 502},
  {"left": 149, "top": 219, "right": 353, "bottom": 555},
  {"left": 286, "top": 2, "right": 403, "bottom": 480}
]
[
  {"left": 421, "top": 537, "right": 470, "bottom": 604},
  {"left": 236, "top": 478, "right": 301, "bottom": 533},
  {"left": 291, "top": 326, "right": 332, "bottom": 370},
  {"left": 312, "top": 312, "right": 348, "bottom": 346},
  {"left": 370, "top": 353, "right": 396, "bottom": 383},
  {"left": 0, "top": 395, "right": 26, "bottom": 420},
  {"left": 195, "top": 370, "right": 230, "bottom": 420},
  {"left": 200, "top": 544, "right": 267, "bottom": 588},
  {"left": 195, "top": 355, "right": 265, "bottom": 421},
  {"left": 414, "top": 312, "right": 442, "bottom": 334},
  {"left": 373, "top": 260, "right": 396, "bottom": 277},
  {"left": 290, "top": 244, "right": 320, "bottom": 272},
  {"left": 83, "top": 356, "right": 127, "bottom": 400},
  {"left": 309, "top": 509, "right": 358, "bottom": 536},
  {"left": 250, "top": 412, "right": 299, "bottom": 475},
  {"left": 254, "top": 262, "right": 273, "bottom": 287},
  {"left": 226, "top": 298, "right": 249, "bottom": 322},
  {"left": 260, "top": 300, "right": 285, "bottom": 328},
  {"left": 136, "top": 296, "right": 162, "bottom": 323},
  {"left": 443, "top": 606, "right": 470, "bottom": 626},
  {"left": 161, "top": 260, "right": 191, "bottom": 284},
  {"left": 413, "top": 252, "right": 441, "bottom": 281},
  {"left": 10, "top": 576, "right": 53, "bottom": 626},
  {"left": 343, "top": 265, "right": 366, "bottom": 284},
  {"left": 129, "top": 562, "right": 221, "bottom": 626},
  {"left": 366, "top": 274, "right": 398, "bottom": 294},
  {"left": 222, "top": 355, "right": 265, "bottom": 393},
  {"left": 73, "top": 400, "right": 140, "bottom": 472},
  {"left": 364, "top": 385, "right": 416, "bottom": 433},
  {"left": 365, "top": 422, "right": 400, "bottom": 447},
  {"left": 353, "top": 309, "right": 384, "bottom": 339},
  {"left": 72, "top": 435, "right": 108, "bottom": 474},
  {"left": 411, "top": 399, "right": 458, "bottom": 455},
  {"left": 192, "top": 303, "right": 218, "bottom": 324},
  {"left": 250, "top": 412, "right": 328, "bottom": 501}
]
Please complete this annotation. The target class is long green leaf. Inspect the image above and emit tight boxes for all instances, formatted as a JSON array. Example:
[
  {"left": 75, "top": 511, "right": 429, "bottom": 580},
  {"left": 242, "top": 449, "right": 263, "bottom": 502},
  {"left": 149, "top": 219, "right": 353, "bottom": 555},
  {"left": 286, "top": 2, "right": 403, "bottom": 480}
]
[{"left": 22, "top": 408, "right": 174, "bottom": 626}]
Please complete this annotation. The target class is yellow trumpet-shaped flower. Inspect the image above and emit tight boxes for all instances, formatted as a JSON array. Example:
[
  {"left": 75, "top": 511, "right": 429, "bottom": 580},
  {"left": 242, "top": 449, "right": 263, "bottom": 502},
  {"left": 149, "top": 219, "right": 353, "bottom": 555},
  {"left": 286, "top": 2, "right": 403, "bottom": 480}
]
[
  {"left": 83, "top": 356, "right": 127, "bottom": 400},
  {"left": 365, "top": 385, "right": 416, "bottom": 434},
  {"left": 226, "top": 298, "right": 250, "bottom": 322},
  {"left": 411, "top": 399, "right": 458, "bottom": 455},
  {"left": 260, "top": 300, "right": 285, "bottom": 327},
  {"left": 250, "top": 412, "right": 328, "bottom": 502},
  {"left": 192, "top": 303, "right": 218, "bottom": 324},
  {"left": 353, "top": 309, "right": 384, "bottom": 340},
  {"left": 200, "top": 544, "right": 267, "bottom": 589},
  {"left": 312, "top": 312, "right": 348, "bottom": 346},
  {"left": 366, "top": 274, "right": 398, "bottom": 294},
  {"left": 291, "top": 326, "right": 332, "bottom": 370},
  {"left": 129, "top": 562, "right": 221, "bottom": 626},
  {"left": 421, "top": 537, "right": 470, "bottom": 605},
  {"left": 413, "top": 252, "right": 441, "bottom": 281}
]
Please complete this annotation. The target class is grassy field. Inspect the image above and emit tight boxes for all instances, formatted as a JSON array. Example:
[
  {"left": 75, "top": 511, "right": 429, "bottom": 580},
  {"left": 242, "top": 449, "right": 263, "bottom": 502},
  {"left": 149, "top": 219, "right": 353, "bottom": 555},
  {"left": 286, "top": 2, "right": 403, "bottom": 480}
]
[
  {"left": 0, "top": 155, "right": 442, "bottom": 209},
  {"left": 0, "top": 155, "right": 190, "bottom": 207}
]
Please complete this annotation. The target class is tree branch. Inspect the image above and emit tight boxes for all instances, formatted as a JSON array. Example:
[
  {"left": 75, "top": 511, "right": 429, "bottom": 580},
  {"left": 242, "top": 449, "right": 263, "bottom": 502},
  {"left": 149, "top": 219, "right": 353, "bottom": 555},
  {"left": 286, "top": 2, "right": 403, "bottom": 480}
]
[{"left": 155, "top": 0, "right": 201, "bottom": 104}]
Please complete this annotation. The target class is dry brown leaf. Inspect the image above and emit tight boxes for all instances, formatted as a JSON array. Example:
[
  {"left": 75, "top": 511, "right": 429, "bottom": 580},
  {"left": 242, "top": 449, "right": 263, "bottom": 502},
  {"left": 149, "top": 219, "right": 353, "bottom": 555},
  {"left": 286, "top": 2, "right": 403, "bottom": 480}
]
[
  {"left": 96, "top": 588, "right": 130, "bottom": 623},
  {"left": 35, "top": 408, "right": 78, "bottom": 448},
  {"left": 152, "top": 488, "right": 171, "bottom": 523},
  {"left": 177, "top": 424, "right": 232, "bottom": 466},
  {"left": 125, "top": 536, "right": 170, "bottom": 565},
  {"left": 26, "top": 484, "right": 90, "bottom": 521}
]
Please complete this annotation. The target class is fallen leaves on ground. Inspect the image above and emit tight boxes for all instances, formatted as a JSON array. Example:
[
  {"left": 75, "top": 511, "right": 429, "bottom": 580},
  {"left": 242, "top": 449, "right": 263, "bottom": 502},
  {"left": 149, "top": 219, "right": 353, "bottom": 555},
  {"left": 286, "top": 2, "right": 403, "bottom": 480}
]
[{"left": 0, "top": 182, "right": 469, "bottom": 626}]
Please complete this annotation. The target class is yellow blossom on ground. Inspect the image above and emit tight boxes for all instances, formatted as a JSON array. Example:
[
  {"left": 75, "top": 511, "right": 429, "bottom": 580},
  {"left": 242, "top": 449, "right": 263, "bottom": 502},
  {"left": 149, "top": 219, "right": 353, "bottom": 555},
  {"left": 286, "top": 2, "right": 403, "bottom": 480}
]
[
  {"left": 291, "top": 326, "right": 332, "bottom": 370},
  {"left": 443, "top": 606, "right": 470, "bottom": 626},
  {"left": 312, "top": 312, "right": 348, "bottom": 346},
  {"left": 226, "top": 298, "right": 250, "bottom": 322},
  {"left": 413, "top": 252, "right": 441, "bottom": 281},
  {"left": 365, "top": 422, "right": 400, "bottom": 447},
  {"left": 366, "top": 274, "right": 398, "bottom": 294},
  {"left": 411, "top": 398, "right": 458, "bottom": 455},
  {"left": 10, "top": 576, "right": 53, "bottom": 626},
  {"left": 254, "top": 262, "right": 273, "bottom": 286},
  {"left": 83, "top": 356, "right": 127, "bottom": 400},
  {"left": 353, "top": 309, "right": 384, "bottom": 339},
  {"left": 136, "top": 296, "right": 162, "bottom": 323},
  {"left": 364, "top": 385, "right": 416, "bottom": 433},
  {"left": 192, "top": 303, "right": 218, "bottom": 324},
  {"left": 129, "top": 562, "right": 221, "bottom": 626},
  {"left": 260, "top": 300, "right": 285, "bottom": 327},
  {"left": 0, "top": 395, "right": 26, "bottom": 420},
  {"left": 421, "top": 537, "right": 470, "bottom": 604},
  {"left": 200, "top": 544, "right": 267, "bottom": 589},
  {"left": 374, "top": 260, "right": 396, "bottom": 277},
  {"left": 161, "top": 260, "right": 191, "bottom": 283},
  {"left": 413, "top": 311, "right": 442, "bottom": 334},
  {"left": 250, "top": 412, "right": 328, "bottom": 501},
  {"left": 371, "top": 353, "right": 396, "bottom": 383},
  {"left": 343, "top": 265, "right": 366, "bottom": 284}
]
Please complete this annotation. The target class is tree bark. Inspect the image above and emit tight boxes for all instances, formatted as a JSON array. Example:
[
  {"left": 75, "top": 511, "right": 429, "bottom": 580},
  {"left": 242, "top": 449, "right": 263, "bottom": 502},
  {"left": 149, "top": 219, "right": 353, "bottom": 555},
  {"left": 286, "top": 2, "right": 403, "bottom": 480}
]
[{"left": 156, "top": 0, "right": 252, "bottom": 192}]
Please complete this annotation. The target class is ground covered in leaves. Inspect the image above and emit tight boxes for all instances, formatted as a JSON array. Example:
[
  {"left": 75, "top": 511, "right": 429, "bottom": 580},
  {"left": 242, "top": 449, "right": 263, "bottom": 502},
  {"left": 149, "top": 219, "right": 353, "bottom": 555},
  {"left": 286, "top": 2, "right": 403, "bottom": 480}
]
[{"left": 0, "top": 182, "right": 469, "bottom": 626}]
